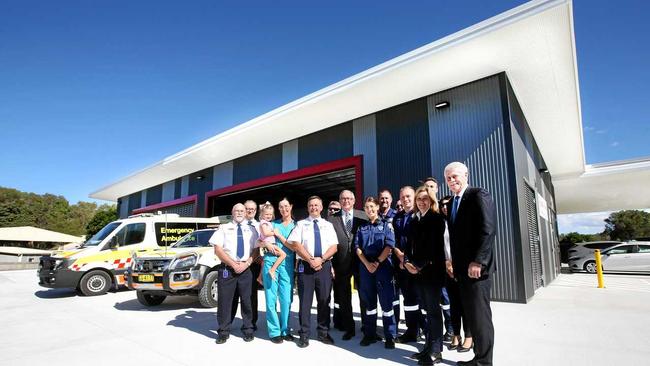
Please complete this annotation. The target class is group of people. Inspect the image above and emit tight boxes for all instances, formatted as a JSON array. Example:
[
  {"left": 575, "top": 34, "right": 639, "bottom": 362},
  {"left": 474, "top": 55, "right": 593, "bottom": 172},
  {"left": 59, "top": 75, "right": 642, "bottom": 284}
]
[{"left": 209, "top": 161, "right": 497, "bottom": 366}]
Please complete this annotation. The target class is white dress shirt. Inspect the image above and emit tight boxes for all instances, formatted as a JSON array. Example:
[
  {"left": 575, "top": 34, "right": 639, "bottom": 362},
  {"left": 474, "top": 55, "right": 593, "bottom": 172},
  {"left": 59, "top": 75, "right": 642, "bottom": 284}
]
[
  {"left": 209, "top": 221, "right": 259, "bottom": 261},
  {"left": 288, "top": 216, "right": 338, "bottom": 257}
]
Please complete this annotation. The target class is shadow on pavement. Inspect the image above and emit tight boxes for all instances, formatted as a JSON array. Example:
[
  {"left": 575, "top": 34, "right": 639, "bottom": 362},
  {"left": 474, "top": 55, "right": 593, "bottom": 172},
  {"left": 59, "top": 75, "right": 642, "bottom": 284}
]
[
  {"left": 113, "top": 296, "right": 204, "bottom": 311},
  {"left": 34, "top": 289, "right": 77, "bottom": 298}
]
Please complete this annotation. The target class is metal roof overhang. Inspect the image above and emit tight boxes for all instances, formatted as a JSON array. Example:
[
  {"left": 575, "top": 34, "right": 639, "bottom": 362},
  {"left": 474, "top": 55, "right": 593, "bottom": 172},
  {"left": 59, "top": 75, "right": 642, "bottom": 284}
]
[
  {"left": 91, "top": 0, "right": 586, "bottom": 203},
  {"left": 553, "top": 158, "right": 650, "bottom": 214}
]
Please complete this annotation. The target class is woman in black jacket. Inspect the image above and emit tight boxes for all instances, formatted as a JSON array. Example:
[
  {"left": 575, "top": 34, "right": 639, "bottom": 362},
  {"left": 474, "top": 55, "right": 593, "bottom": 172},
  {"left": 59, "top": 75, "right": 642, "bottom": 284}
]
[{"left": 403, "top": 185, "right": 447, "bottom": 365}]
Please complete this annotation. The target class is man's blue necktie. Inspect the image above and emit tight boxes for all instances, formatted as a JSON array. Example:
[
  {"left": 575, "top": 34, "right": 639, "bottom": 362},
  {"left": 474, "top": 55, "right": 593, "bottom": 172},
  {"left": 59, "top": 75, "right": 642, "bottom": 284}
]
[
  {"left": 236, "top": 223, "right": 244, "bottom": 259},
  {"left": 313, "top": 219, "right": 322, "bottom": 257},
  {"left": 451, "top": 196, "right": 460, "bottom": 223}
]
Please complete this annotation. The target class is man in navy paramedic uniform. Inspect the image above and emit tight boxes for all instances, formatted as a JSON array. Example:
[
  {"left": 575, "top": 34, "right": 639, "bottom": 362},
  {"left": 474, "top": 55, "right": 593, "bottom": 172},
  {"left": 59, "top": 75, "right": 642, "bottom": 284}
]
[
  {"left": 288, "top": 195, "right": 339, "bottom": 348},
  {"left": 211, "top": 203, "right": 259, "bottom": 344},
  {"left": 393, "top": 186, "right": 426, "bottom": 343}
]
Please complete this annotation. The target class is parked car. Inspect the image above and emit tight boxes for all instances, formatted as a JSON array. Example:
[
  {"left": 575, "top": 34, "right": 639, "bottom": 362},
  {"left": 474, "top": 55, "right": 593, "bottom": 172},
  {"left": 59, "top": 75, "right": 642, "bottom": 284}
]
[
  {"left": 126, "top": 228, "right": 222, "bottom": 307},
  {"left": 567, "top": 241, "right": 622, "bottom": 260},
  {"left": 569, "top": 242, "right": 650, "bottom": 273}
]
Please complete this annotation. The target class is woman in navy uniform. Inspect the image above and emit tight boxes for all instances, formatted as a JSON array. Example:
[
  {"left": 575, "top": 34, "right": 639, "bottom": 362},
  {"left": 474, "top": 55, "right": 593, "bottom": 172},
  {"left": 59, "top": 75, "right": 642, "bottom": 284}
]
[
  {"left": 404, "top": 186, "right": 447, "bottom": 365},
  {"left": 355, "top": 196, "right": 397, "bottom": 349}
]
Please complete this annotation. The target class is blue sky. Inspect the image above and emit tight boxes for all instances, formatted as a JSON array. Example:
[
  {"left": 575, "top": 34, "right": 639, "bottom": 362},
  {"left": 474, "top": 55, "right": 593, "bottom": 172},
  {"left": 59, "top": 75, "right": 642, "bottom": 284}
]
[{"left": 1, "top": 1, "right": 648, "bottom": 233}]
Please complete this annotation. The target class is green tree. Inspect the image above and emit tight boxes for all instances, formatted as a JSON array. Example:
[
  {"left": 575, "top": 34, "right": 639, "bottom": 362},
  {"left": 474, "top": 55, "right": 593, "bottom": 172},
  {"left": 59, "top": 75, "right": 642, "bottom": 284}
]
[
  {"left": 85, "top": 205, "right": 118, "bottom": 239},
  {"left": 604, "top": 210, "right": 650, "bottom": 240},
  {"left": 559, "top": 232, "right": 597, "bottom": 245}
]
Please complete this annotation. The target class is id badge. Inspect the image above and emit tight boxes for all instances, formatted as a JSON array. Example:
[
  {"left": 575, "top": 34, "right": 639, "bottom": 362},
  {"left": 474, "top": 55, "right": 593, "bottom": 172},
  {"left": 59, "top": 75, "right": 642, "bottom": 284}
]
[
  {"left": 222, "top": 269, "right": 230, "bottom": 279},
  {"left": 298, "top": 263, "right": 304, "bottom": 273}
]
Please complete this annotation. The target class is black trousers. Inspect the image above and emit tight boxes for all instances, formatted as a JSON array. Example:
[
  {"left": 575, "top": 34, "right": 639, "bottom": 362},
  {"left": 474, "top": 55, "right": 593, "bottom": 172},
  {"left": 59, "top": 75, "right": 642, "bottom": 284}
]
[
  {"left": 297, "top": 260, "right": 333, "bottom": 338},
  {"left": 231, "top": 261, "right": 261, "bottom": 327},
  {"left": 217, "top": 266, "right": 253, "bottom": 337},
  {"left": 399, "top": 270, "right": 426, "bottom": 336},
  {"left": 447, "top": 276, "right": 471, "bottom": 337},
  {"left": 333, "top": 270, "right": 354, "bottom": 333},
  {"left": 459, "top": 276, "right": 494, "bottom": 366},
  {"left": 416, "top": 281, "right": 443, "bottom": 354}
]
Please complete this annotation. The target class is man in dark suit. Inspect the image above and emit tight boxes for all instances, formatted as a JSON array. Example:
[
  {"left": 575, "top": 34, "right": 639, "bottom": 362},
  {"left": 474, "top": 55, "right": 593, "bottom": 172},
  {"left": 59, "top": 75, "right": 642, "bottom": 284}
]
[
  {"left": 329, "top": 189, "right": 367, "bottom": 340},
  {"left": 444, "top": 162, "right": 496, "bottom": 366}
]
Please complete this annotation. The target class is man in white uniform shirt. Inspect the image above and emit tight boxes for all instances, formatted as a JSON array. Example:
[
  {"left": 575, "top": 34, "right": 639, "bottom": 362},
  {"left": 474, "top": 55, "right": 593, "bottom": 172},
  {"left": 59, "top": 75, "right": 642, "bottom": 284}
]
[
  {"left": 211, "top": 203, "right": 259, "bottom": 344},
  {"left": 288, "top": 195, "right": 338, "bottom": 348}
]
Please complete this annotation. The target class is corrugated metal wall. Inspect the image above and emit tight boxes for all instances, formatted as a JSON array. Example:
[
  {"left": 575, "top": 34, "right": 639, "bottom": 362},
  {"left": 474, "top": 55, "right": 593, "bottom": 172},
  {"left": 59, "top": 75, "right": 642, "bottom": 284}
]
[
  {"left": 298, "top": 122, "right": 353, "bottom": 168},
  {"left": 232, "top": 145, "right": 283, "bottom": 184},
  {"left": 505, "top": 76, "right": 560, "bottom": 298},
  {"left": 189, "top": 167, "right": 213, "bottom": 217},
  {"left": 376, "top": 98, "right": 431, "bottom": 198},
  {"left": 127, "top": 191, "right": 142, "bottom": 215},
  {"left": 428, "top": 75, "right": 522, "bottom": 302},
  {"left": 146, "top": 184, "right": 162, "bottom": 206}
]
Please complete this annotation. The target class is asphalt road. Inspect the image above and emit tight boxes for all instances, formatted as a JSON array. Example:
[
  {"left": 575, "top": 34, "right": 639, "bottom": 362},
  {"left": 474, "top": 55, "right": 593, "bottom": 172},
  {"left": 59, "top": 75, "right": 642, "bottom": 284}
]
[{"left": 1, "top": 270, "right": 649, "bottom": 365}]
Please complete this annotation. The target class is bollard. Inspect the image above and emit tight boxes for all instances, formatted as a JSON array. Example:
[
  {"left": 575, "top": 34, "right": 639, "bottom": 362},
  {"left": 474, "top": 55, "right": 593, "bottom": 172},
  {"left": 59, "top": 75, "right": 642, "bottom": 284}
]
[{"left": 594, "top": 249, "right": 605, "bottom": 288}]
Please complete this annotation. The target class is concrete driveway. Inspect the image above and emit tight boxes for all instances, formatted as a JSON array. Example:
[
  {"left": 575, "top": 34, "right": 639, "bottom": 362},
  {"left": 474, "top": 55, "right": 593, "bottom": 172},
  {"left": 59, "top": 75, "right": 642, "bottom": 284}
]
[{"left": 1, "top": 270, "right": 649, "bottom": 365}]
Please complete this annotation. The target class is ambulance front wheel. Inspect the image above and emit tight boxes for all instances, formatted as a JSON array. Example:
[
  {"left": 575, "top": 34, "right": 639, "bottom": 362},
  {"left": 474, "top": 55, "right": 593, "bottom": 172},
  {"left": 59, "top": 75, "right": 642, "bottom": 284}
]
[
  {"left": 79, "top": 270, "right": 112, "bottom": 296},
  {"left": 136, "top": 291, "right": 166, "bottom": 306},
  {"left": 198, "top": 271, "right": 219, "bottom": 308}
]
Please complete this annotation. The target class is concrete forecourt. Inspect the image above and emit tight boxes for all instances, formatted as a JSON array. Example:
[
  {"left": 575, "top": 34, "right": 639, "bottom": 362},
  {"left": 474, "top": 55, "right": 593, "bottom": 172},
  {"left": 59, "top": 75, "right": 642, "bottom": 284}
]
[{"left": 1, "top": 269, "right": 649, "bottom": 365}]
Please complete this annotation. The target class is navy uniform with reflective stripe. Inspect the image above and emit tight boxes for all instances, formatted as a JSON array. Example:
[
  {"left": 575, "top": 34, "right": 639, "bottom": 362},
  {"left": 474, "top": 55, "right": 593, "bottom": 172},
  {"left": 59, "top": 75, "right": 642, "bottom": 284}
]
[
  {"left": 355, "top": 219, "right": 397, "bottom": 340},
  {"left": 393, "top": 210, "right": 425, "bottom": 339}
]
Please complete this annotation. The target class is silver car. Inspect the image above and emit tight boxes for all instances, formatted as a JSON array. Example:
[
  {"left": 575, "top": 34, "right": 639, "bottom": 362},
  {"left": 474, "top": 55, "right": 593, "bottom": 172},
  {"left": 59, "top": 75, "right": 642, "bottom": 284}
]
[
  {"left": 567, "top": 241, "right": 622, "bottom": 259},
  {"left": 569, "top": 242, "right": 650, "bottom": 273}
]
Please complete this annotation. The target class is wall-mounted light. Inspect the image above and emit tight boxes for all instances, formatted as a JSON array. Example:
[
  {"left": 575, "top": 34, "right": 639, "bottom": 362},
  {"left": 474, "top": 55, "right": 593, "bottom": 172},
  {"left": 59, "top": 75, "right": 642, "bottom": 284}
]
[
  {"left": 195, "top": 175, "right": 205, "bottom": 180},
  {"left": 538, "top": 168, "right": 548, "bottom": 174},
  {"left": 434, "top": 101, "right": 450, "bottom": 109}
]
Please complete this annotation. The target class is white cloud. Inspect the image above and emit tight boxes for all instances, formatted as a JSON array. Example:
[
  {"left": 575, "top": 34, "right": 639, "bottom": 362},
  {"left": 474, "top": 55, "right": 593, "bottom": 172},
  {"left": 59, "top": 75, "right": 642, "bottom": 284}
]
[
  {"left": 557, "top": 211, "right": 610, "bottom": 234},
  {"left": 610, "top": 141, "right": 619, "bottom": 147},
  {"left": 596, "top": 129, "right": 607, "bottom": 134},
  {"left": 584, "top": 125, "right": 595, "bottom": 132},
  {"left": 558, "top": 209, "right": 650, "bottom": 234}
]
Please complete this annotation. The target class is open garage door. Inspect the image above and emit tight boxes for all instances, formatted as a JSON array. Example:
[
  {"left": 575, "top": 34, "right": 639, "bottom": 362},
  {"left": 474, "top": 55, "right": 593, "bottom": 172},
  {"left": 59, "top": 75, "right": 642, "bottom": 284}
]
[{"left": 206, "top": 156, "right": 362, "bottom": 218}]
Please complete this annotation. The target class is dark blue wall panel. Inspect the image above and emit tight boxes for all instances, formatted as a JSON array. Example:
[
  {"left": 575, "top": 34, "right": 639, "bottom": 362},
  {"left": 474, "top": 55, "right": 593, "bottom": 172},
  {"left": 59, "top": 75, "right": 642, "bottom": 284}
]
[
  {"left": 376, "top": 98, "right": 431, "bottom": 197},
  {"left": 189, "top": 167, "right": 214, "bottom": 216},
  {"left": 146, "top": 185, "right": 163, "bottom": 206},
  {"left": 233, "top": 145, "right": 283, "bottom": 184},
  {"left": 298, "top": 122, "right": 353, "bottom": 168},
  {"left": 127, "top": 191, "right": 142, "bottom": 215}
]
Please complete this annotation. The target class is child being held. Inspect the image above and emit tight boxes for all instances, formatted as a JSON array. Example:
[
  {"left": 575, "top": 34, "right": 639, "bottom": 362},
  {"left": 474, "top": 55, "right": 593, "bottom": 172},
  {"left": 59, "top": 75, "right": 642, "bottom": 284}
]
[{"left": 256, "top": 203, "right": 286, "bottom": 284}]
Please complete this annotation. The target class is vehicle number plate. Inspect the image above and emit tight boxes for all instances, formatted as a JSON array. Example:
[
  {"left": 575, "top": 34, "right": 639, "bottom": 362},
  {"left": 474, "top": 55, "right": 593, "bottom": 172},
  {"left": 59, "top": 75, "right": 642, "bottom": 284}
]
[{"left": 139, "top": 274, "right": 155, "bottom": 282}]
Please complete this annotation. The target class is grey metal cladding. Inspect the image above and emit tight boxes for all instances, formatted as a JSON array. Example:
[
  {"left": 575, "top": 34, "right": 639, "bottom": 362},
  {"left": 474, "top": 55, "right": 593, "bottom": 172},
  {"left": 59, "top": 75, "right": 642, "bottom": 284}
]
[
  {"left": 162, "top": 181, "right": 175, "bottom": 202},
  {"left": 282, "top": 140, "right": 299, "bottom": 173},
  {"left": 298, "top": 122, "right": 353, "bottom": 169},
  {"left": 127, "top": 191, "right": 142, "bottom": 215},
  {"left": 353, "top": 115, "right": 378, "bottom": 197},
  {"left": 189, "top": 167, "right": 213, "bottom": 217},
  {"left": 428, "top": 74, "right": 521, "bottom": 302},
  {"left": 376, "top": 97, "right": 431, "bottom": 199},
  {"left": 118, "top": 196, "right": 129, "bottom": 219},
  {"left": 146, "top": 184, "right": 163, "bottom": 206},
  {"left": 233, "top": 144, "right": 283, "bottom": 184},
  {"left": 212, "top": 162, "right": 234, "bottom": 190}
]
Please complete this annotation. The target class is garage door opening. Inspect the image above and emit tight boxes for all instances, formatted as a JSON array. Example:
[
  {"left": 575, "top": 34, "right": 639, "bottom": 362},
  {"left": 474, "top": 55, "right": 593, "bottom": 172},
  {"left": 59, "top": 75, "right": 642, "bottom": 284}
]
[{"left": 205, "top": 156, "right": 363, "bottom": 218}]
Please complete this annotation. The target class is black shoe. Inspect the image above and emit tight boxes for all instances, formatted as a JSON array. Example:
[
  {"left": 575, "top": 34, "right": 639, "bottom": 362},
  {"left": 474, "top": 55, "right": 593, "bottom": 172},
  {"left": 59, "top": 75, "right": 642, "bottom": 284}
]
[
  {"left": 375, "top": 334, "right": 383, "bottom": 341},
  {"left": 215, "top": 335, "right": 229, "bottom": 344},
  {"left": 443, "top": 332, "right": 453, "bottom": 342},
  {"left": 342, "top": 331, "right": 355, "bottom": 340},
  {"left": 283, "top": 334, "right": 297, "bottom": 342},
  {"left": 396, "top": 333, "right": 418, "bottom": 344},
  {"left": 243, "top": 334, "right": 254, "bottom": 342},
  {"left": 458, "top": 342, "right": 473, "bottom": 353},
  {"left": 297, "top": 337, "right": 309, "bottom": 348},
  {"left": 318, "top": 334, "right": 335, "bottom": 345},
  {"left": 456, "top": 361, "right": 476, "bottom": 366},
  {"left": 270, "top": 336, "right": 283, "bottom": 344},
  {"left": 359, "top": 336, "right": 377, "bottom": 346},
  {"left": 432, "top": 353, "right": 443, "bottom": 364},
  {"left": 385, "top": 339, "right": 395, "bottom": 349},
  {"left": 417, "top": 356, "right": 434, "bottom": 366}
]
